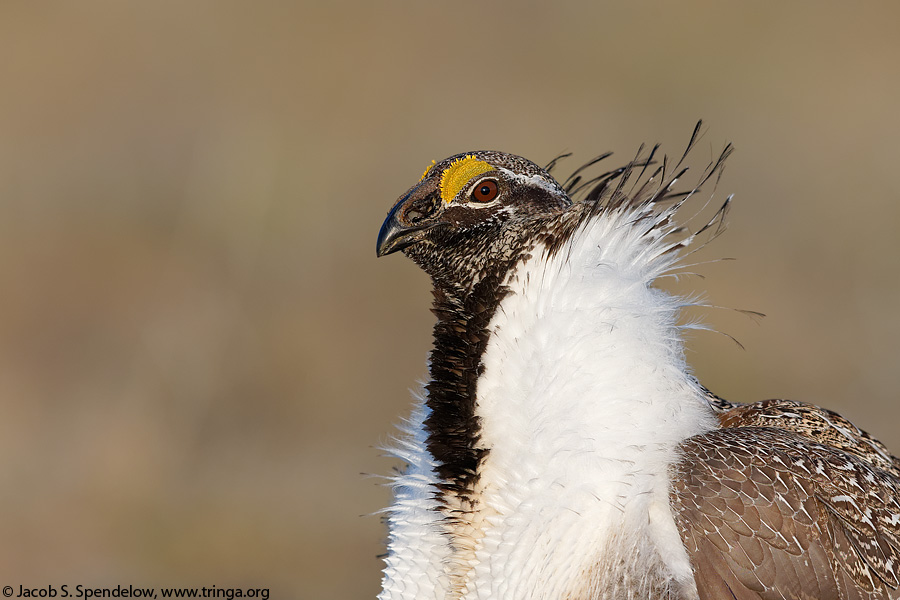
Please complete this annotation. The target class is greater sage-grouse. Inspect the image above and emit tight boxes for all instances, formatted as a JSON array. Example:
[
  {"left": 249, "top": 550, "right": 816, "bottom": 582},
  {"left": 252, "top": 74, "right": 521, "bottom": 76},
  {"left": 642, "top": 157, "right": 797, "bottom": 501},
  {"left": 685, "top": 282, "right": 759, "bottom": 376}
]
[{"left": 374, "top": 128, "right": 900, "bottom": 600}]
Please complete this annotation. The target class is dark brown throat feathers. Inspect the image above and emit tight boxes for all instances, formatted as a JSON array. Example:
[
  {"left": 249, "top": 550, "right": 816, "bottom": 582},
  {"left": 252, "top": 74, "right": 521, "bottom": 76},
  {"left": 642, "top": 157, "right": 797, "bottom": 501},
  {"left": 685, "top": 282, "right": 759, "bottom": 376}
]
[{"left": 422, "top": 268, "right": 507, "bottom": 499}]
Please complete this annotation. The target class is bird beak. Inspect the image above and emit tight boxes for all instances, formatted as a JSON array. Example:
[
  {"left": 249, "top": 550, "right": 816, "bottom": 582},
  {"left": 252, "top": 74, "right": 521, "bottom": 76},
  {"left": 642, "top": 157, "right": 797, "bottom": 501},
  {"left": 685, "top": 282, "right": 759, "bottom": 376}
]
[{"left": 376, "top": 197, "right": 436, "bottom": 257}]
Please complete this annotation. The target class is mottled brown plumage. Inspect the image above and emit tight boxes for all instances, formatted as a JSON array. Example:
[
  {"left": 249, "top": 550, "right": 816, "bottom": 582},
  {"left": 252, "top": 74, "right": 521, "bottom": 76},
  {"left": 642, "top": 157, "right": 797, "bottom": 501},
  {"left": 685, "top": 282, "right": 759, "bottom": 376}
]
[{"left": 672, "top": 400, "right": 900, "bottom": 599}]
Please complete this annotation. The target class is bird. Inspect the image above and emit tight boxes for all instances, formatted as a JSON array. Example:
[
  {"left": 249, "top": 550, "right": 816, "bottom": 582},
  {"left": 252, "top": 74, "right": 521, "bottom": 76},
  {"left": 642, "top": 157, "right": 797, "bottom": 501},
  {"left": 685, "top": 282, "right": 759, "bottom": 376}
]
[{"left": 374, "top": 125, "right": 900, "bottom": 600}]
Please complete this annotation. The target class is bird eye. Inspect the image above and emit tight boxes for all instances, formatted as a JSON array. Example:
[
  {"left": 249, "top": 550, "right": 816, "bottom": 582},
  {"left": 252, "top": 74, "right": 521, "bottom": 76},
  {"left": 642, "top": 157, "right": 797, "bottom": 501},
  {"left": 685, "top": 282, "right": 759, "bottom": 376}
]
[{"left": 471, "top": 179, "right": 499, "bottom": 203}]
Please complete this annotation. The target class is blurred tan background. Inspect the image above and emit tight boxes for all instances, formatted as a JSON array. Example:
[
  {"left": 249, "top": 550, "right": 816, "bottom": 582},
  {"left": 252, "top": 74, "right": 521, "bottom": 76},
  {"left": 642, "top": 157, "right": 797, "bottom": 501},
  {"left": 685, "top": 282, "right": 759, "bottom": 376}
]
[{"left": 0, "top": 2, "right": 898, "bottom": 598}]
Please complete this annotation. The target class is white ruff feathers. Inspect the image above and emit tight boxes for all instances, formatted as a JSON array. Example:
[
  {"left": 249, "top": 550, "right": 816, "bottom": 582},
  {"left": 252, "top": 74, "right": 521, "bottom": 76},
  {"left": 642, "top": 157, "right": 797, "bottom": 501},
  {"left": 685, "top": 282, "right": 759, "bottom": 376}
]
[
  {"left": 378, "top": 399, "right": 451, "bottom": 600},
  {"left": 380, "top": 204, "right": 718, "bottom": 600}
]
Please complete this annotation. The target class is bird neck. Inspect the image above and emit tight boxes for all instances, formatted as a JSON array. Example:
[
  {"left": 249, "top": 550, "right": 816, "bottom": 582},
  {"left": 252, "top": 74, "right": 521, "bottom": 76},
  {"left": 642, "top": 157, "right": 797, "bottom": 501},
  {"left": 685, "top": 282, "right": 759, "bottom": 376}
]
[
  {"left": 423, "top": 207, "right": 717, "bottom": 500},
  {"left": 423, "top": 270, "right": 510, "bottom": 497}
]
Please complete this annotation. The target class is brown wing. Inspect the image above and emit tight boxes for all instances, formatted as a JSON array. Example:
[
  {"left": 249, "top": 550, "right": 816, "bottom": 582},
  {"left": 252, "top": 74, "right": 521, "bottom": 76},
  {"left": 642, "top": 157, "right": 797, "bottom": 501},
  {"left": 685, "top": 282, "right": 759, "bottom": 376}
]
[
  {"left": 671, "top": 426, "right": 900, "bottom": 600},
  {"left": 710, "top": 398, "right": 900, "bottom": 478}
]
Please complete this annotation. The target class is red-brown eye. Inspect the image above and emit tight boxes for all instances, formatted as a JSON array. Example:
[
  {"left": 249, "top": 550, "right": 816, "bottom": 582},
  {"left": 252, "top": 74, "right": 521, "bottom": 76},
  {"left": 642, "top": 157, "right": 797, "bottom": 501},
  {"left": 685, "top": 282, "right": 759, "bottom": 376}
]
[{"left": 471, "top": 179, "right": 499, "bottom": 203}]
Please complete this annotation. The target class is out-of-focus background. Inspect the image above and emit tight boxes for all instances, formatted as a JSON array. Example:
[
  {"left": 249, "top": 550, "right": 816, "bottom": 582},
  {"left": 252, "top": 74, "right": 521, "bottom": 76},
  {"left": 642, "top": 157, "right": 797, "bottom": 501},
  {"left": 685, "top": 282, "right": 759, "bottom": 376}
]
[{"left": 0, "top": 2, "right": 898, "bottom": 598}]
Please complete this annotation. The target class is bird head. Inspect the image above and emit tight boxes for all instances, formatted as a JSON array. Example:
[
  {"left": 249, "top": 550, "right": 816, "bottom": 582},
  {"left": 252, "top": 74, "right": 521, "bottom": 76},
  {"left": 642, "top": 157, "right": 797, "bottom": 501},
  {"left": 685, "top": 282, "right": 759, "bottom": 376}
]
[{"left": 376, "top": 151, "right": 572, "bottom": 288}]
